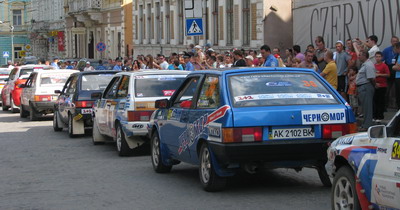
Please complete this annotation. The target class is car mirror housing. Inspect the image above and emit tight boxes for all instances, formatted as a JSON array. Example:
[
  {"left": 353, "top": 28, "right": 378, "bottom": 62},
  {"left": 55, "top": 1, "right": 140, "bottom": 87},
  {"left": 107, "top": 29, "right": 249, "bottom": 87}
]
[
  {"left": 155, "top": 99, "right": 169, "bottom": 109},
  {"left": 18, "top": 84, "right": 26, "bottom": 88},
  {"left": 91, "top": 92, "right": 103, "bottom": 100},
  {"left": 368, "top": 125, "right": 387, "bottom": 139},
  {"left": 54, "top": 90, "right": 62, "bottom": 94}
]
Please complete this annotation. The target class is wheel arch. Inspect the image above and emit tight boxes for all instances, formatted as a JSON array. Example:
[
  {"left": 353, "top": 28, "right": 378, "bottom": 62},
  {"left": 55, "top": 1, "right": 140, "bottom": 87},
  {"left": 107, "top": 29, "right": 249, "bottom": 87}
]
[{"left": 334, "top": 155, "right": 354, "bottom": 174}]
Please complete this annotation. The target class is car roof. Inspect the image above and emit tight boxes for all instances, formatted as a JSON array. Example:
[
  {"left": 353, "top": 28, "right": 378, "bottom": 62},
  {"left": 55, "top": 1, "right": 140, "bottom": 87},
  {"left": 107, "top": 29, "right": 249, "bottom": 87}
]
[
  {"left": 186, "top": 67, "right": 317, "bottom": 76},
  {"left": 115, "top": 70, "right": 191, "bottom": 76},
  {"left": 33, "top": 69, "right": 79, "bottom": 74},
  {"left": 15, "top": 65, "right": 54, "bottom": 69},
  {"left": 70, "top": 70, "right": 120, "bottom": 77}
]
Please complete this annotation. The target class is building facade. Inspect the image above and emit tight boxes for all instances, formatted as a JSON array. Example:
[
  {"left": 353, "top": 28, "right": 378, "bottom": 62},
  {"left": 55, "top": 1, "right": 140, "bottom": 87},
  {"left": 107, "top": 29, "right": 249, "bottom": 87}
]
[
  {"left": 131, "top": 0, "right": 293, "bottom": 56},
  {"left": 0, "top": 0, "right": 31, "bottom": 65},
  {"left": 64, "top": 0, "right": 132, "bottom": 60},
  {"left": 30, "top": 0, "right": 65, "bottom": 60}
]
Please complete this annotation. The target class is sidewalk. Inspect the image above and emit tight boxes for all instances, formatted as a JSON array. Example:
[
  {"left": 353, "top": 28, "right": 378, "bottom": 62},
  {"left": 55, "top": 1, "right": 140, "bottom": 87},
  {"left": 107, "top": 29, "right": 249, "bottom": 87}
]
[{"left": 356, "top": 108, "right": 399, "bottom": 127}]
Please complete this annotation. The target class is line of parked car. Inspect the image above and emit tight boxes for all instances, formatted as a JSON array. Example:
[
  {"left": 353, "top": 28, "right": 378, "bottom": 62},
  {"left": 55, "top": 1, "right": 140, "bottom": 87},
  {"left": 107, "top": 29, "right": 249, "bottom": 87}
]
[{"left": 1, "top": 64, "right": 399, "bottom": 209}]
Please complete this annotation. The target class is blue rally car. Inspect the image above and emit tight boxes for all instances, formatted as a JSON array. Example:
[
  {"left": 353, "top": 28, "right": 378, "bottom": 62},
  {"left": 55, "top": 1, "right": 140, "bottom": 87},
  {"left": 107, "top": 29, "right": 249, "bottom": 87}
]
[{"left": 148, "top": 68, "right": 357, "bottom": 191}]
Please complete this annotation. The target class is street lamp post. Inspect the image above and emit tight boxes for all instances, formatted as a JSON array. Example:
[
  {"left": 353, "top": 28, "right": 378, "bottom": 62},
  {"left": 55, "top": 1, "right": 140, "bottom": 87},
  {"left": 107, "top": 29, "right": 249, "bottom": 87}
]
[{"left": 0, "top": 21, "right": 14, "bottom": 64}]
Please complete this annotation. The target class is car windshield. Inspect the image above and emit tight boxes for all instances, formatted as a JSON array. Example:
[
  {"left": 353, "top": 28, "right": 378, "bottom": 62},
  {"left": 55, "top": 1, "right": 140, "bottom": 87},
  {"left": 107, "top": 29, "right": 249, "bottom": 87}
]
[
  {"left": 40, "top": 73, "right": 71, "bottom": 86},
  {"left": 135, "top": 75, "right": 187, "bottom": 97},
  {"left": 229, "top": 73, "right": 339, "bottom": 107},
  {"left": 80, "top": 74, "right": 114, "bottom": 91}
]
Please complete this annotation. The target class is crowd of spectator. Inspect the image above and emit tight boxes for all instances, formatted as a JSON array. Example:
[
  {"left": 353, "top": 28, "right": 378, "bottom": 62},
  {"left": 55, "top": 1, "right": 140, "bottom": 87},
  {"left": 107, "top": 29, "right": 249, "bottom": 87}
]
[{"left": 6, "top": 35, "right": 399, "bottom": 131}]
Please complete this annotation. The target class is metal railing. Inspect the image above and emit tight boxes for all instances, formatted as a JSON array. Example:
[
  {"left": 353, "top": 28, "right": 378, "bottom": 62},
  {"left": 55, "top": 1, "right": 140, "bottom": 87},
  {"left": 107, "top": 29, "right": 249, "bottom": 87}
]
[{"left": 68, "top": 0, "right": 102, "bottom": 13}]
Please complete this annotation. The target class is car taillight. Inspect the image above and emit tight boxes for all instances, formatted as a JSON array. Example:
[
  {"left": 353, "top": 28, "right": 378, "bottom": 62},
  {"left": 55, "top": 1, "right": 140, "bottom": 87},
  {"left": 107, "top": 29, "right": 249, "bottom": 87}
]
[
  {"left": 75, "top": 101, "right": 94, "bottom": 108},
  {"left": 34, "top": 95, "right": 52, "bottom": 102},
  {"left": 127, "top": 111, "right": 154, "bottom": 121},
  {"left": 322, "top": 123, "right": 358, "bottom": 139},
  {"left": 222, "top": 127, "right": 263, "bottom": 143}
]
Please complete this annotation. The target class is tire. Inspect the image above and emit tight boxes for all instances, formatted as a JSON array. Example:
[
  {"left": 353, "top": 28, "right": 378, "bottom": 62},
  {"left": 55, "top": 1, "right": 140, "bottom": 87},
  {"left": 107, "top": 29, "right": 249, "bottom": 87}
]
[
  {"left": 2, "top": 100, "right": 9, "bottom": 111},
  {"left": 151, "top": 132, "right": 172, "bottom": 173},
  {"left": 331, "top": 166, "right": 361, "bottom": 210},
  {"left": 29, "top": 103, "right": 39, "bottom": 121},
  {"left": 318, "top": 165, "right": 332, "bottom": 187},
  {"left": 199, "top": 143, "right": 227, "bottom": 192},
  {"left": 19, "top": 104, "right": 28, "bottom": 118},
  {"left": 116, "top": 123, "right": 133, "bottom": 156},
  {"left": 92, "top": 117, "right": 105, "bottom": 145},
  {"left": 68, "top": 114, "right": 77, "bottom": 138},
  {"left": 53, "top": 111, "right": 63, "bottom": 132},
  {"left": 10, "top": 97, "right": 19, "bottom": 113}
]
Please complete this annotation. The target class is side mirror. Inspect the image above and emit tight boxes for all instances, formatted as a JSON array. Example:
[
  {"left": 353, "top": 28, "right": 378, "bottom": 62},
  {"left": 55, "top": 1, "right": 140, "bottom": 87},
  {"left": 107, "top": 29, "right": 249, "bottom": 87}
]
[
  {"left": 4, "top": 78, "right": 9, "bottom": 82},
  {"left": 54, "top": 90, "right": 62, "bottom": 94},
  {"left": 91, "top": 91, "right": 103, "bottom": 100},
  {"left": 18, "top": 84, "right": 26, "bottom": 88},
  {"left": 368, "top": 125, "right": 387, "bottom": 139},
  {"left": 155, "top": 99, "right": 169, "bottom": 109}
]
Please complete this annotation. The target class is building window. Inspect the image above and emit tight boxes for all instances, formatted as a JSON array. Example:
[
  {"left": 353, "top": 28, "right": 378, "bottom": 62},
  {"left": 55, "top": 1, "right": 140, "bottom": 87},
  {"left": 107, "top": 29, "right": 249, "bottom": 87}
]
[
  {"left": 242, "top": 0, "right": 250, "bottom": 45},
  {"left": 165, "top": 1, "right": 170, "bottom": 44},
  {"left": 178, "top": 0, "right": 184, "bottom": 44},
  {"left": 13, "top": 10, "right": 22, "bottom": 26},
  {"left": 212, "top": 0, "right": 219, "bottom": 45},
  {"left": 226, "top": 0, "right": 233, "bottom": 45},
  {"left": 14, "top": 46, "right": 22, "bottom": 59}
]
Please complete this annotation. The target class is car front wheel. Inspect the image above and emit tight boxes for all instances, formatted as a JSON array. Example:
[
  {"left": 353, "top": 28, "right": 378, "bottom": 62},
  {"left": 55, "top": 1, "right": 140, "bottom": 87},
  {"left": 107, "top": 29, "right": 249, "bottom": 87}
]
[
  {"left": 151, "top": 132, "right": 172, "bottom": 173},
  {"left": 199, "top": 143, "right": 227, "bottom": 192},
  {"left": 332, "top": 166, "right": 361, "bottom": 210}
]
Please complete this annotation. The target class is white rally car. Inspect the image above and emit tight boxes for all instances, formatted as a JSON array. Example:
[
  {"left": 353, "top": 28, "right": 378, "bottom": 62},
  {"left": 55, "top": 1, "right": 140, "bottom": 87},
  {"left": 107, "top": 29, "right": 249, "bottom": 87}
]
[{"left": 326, "top": 110, "right": 400, "bottom": 210}]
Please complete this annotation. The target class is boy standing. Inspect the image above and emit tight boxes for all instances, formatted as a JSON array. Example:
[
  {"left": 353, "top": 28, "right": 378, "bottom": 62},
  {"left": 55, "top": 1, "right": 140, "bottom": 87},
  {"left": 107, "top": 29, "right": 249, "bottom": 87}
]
[{"left": 373, "top": 51, "right": 390, "bottom": 122}]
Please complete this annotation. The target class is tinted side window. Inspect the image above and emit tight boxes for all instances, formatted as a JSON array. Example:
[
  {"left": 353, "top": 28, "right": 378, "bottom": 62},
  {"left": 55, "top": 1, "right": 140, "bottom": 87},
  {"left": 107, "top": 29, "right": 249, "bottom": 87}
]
[
  {"left": 117, "top": 76, "right": 129, "bottom": 99},
  {"left": 62, "top": 77, "right": 73, "bottom": 94},
  {"left": 197, "top": 76, "right": 220, "bottom": 109},
  {"left": 104, "top": 77, "right": 121, "bottom": 99},
  {"left": 66, "top": 76, "right": 78, "bottom": 94},
  {"left": 172, "top": 77, "right": 200, "bottom": 109}
]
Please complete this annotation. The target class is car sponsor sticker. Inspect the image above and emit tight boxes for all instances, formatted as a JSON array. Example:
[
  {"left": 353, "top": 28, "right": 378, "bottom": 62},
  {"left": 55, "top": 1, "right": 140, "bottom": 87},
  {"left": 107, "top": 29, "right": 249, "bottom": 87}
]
[
  {"left": 207, "top": 123, "right": 222, "bottom": 142},
  {"left": 265, "top": 81, "right": 292, "bottom": 87},
  {"left": 234, "top": 93, "right": 333, "bottom": 102},
  {"left": 162, "top": 90, "right": 175, "bottom": 96},
  {"left": 178, "top": 105, "right": 230, "bottom": 154},
  {"left": 301, "top": 109, "right": 346, "bottom": 125},
  {"left": 392, "top": 140, "right": 400, "bottom": 160}
]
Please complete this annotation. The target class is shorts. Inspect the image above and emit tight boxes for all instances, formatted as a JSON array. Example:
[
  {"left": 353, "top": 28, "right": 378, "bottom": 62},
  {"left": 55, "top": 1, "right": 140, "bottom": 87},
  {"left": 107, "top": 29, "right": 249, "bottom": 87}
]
[
  {"left": 349, "top": 94, "right": 358, "bottom": 108},
  {"left": 337, "top": 76, "right": 346, "bottom": 92}
]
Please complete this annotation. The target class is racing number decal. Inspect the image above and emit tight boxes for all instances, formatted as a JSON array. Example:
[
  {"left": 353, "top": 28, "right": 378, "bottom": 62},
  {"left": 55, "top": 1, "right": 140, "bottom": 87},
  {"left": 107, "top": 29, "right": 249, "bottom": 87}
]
[
  {"left": 302, "top": 81, "right": 317, "bottom": 87},
  {"left": 392, "top": 140, "right": 400, "bottom": 160}
]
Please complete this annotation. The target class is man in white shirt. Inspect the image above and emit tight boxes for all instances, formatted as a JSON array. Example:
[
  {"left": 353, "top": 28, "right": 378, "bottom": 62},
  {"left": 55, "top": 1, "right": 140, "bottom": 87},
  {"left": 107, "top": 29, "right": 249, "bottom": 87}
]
[
  {"left": 83, "top": 62, "right": 94, "bottom": 71},
  {"left": 367, "top": 35, "right": 380, "bottom": 64},
  {"left": 157, "top": 55, "right": 169, "bottom": 70}
]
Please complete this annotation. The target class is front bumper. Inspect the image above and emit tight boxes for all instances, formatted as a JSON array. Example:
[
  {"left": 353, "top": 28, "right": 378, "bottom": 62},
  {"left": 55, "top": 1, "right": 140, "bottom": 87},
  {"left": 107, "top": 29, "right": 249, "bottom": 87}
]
[{"left": 209, "top": 139, "right": 331, "bottom": 168}]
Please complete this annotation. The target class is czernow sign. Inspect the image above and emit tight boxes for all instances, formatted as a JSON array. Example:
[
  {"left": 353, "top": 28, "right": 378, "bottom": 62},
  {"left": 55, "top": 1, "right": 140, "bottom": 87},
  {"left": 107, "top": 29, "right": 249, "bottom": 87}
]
[{"left": 293, "top": 0, "right": 400, "bottom": 49}]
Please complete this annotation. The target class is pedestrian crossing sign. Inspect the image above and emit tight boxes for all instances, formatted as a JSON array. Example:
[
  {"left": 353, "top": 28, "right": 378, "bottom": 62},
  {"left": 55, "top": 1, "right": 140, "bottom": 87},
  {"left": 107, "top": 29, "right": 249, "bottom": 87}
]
[
  {"left": 186, "top": 18, "right": 203, "bottom": 36},
  {"left": 2, "top": 51, "right": 10, "bottom": 58}
]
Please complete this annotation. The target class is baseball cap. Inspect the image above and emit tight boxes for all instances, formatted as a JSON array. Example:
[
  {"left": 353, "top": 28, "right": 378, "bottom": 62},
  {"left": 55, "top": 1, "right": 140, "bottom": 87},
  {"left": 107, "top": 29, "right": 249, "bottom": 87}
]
[
  {"left": 86, "top": 61, "right": 90, "bottom": 64},
  {"left": 336, "top": 40, "right": 344, "bottom": 45},
  {"left": 115, "top": 56, "right": 123, "bottom": 61},
  {"left": 257, "top": 53, "right": 262, "bottom": 58},
  {"left": 178, "top": 51, "right": 186, "bottom": 55},
  {"left": 245, "top": 55, "right": 254, "bottom": 61},
  {"left": 194, "top": 45, "right": 202, "bottom": 49}
]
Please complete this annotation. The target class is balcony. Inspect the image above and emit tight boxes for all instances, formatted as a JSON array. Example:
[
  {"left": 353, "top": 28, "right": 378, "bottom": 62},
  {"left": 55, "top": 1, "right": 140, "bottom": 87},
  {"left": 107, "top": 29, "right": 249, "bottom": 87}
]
[
  {"left": 67, "top": 0, "right": 102, "bottom": 26},
  {"left": 68, "top": 0, "right": 102, "bottom": 13}
]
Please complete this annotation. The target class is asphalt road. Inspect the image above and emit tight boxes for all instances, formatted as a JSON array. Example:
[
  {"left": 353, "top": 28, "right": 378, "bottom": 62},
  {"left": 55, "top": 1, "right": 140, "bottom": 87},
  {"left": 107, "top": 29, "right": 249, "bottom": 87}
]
[{"left": 0, "top": 111, "right": 331, "bottom": 210}]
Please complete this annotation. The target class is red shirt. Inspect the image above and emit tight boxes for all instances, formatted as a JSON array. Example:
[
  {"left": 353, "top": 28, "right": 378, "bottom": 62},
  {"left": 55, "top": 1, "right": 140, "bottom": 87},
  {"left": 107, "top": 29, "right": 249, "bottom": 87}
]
[{"left": 374, "top": 62, "right": 390, "bottom": 88}]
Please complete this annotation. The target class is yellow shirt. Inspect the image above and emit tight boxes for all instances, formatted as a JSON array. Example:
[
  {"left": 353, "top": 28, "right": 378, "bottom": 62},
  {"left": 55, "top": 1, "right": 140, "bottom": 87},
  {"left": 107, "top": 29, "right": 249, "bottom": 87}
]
[{"left": 322, "top": 61, "right": 338, "bottom": 89}]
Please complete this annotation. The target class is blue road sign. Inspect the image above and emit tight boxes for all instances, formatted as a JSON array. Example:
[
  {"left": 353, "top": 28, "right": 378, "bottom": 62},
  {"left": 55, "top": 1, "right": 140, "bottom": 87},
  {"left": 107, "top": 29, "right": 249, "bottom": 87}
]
[
  {"left": 3, "top": 51, "right": 10, "bottom": 58},
  {"left": 186, "top": 18, "right": 203, "bottom": 36},
  {"left": 96, "top": 42, "right": 106, "bottom": 52}
]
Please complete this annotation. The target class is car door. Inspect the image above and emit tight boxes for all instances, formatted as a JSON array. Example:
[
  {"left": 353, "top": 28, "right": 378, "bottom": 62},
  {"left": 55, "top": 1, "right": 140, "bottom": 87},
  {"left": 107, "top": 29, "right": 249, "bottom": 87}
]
[
  {"left": 97, "top": 76, "right": 121, "bottom": 135},
  {"left": 371, "top": 113, "right": 400, "bottom": 208},
  {"left": 160, "top": 76, "right": 202, "bottom": 162},
  {"left": 2, "top": 68, "right": 17, "bottom": 105},
  {"left": 58, "top": 76, "right": 77, "bottom": 123},
  {"left": 187, "top": 75, "right": 221, "bottom": 163},
  {"left": 21, "top": 73, "right": 36, "bottom": 108},
  {"left": 109, "top": 75, "right": 130, "bottom": 136}
]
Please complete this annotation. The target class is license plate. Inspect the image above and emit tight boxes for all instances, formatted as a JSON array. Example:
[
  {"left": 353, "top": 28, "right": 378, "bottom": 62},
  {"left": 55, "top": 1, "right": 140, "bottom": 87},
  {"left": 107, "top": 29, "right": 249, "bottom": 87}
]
[
  {"left": 270, "top": 127, "right": 314, "bottom": 140},
  {"left": 81, "top": 109, "right": 93, "bottom": 114}
]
